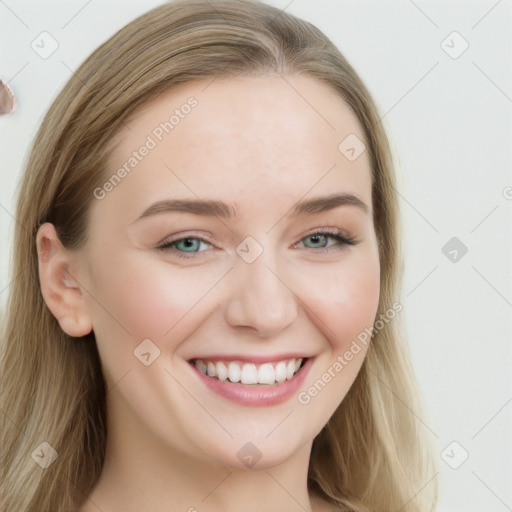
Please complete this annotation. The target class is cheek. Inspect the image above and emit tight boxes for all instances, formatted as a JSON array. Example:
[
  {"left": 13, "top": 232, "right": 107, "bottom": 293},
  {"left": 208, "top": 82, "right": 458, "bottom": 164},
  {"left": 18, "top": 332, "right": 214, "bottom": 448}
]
[
  {"left": 294, "top": 252, "right": 380, "bottom": 349},
  {"left": 87, "top": 256, "right": 226, "bottom": 340},
  {"left": 293, "top": 251, "right": 379, "bottom": 414},
  {"left": 82, "top": 254, "right": 227, "bottom": 388}
]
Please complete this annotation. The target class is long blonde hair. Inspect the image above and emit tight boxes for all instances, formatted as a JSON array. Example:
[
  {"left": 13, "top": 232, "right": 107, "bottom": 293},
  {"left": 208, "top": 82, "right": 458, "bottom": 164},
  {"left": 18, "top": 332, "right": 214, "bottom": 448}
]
[{"left": 1, "top": 1, "right": 437, "bottom": 510}]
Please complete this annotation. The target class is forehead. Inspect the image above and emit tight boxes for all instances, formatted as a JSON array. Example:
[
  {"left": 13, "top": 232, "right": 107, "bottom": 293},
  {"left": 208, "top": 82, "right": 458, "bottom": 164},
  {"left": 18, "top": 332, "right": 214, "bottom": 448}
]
[{"left": 101, "top": 75, "right": 372, "bottom": 219}]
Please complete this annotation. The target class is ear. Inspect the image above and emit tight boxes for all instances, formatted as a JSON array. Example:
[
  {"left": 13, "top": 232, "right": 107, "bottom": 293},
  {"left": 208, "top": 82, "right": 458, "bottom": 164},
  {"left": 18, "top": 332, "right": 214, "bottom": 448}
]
[{"left": 36, "top": 223, "right": 93, "bottom": 338}]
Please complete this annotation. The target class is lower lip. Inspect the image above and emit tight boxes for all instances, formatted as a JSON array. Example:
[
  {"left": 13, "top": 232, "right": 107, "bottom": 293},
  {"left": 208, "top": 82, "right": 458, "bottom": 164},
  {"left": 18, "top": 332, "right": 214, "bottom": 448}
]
[{"left": 190, "top": 358, "right": 313, "bottom": 407}]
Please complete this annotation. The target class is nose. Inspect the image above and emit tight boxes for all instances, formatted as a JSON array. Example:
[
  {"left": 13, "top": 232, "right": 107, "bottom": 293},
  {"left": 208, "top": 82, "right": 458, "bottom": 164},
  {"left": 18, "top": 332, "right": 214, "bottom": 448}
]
[{"left": 224, "top": 250, "right": 299, "bottom": 338}]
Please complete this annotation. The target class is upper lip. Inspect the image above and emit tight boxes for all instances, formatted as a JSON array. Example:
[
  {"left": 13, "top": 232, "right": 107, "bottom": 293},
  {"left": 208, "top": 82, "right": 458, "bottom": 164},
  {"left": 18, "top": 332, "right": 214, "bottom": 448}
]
[{"left": 189, "top": 353, "right": 311, "bottom": 364}]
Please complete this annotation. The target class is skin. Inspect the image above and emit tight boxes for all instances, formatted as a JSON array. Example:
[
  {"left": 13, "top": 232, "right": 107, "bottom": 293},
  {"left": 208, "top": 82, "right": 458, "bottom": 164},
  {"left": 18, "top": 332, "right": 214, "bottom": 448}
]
[{"left": 37, "top": 75, "right": 380, "bottom": 512}]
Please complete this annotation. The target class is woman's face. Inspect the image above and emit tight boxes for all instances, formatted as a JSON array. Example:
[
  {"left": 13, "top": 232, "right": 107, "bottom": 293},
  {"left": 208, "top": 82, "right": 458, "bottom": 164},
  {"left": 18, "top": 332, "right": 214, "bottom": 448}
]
[{"left": 76, "top": 75, "right": 380, "bottom": 469}]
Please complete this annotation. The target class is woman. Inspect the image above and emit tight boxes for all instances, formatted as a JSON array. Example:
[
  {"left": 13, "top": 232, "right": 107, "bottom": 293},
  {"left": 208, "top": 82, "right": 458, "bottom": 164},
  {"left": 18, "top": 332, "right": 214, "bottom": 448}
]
[{"left": 1, "top": 1, "right": 437, "bottom": 510}]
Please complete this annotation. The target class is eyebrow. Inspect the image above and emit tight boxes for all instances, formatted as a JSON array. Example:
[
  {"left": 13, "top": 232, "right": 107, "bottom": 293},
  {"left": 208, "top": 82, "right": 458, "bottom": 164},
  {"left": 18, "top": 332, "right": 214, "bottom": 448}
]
[{"left": 134, "top": 193, "right": 369, "bottom": 222}]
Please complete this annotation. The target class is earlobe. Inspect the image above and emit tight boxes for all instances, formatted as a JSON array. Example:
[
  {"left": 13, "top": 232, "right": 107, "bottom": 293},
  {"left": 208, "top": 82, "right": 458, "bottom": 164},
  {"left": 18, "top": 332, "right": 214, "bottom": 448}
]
[{"left": 36, "top": 223, "right": 93, "bottom": 338}]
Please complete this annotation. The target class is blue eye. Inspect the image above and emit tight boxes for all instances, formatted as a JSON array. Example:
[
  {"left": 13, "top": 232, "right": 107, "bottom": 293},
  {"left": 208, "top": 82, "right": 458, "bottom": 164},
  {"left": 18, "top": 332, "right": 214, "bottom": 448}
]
[
  {"left": 173, "top": 238, "right": 209, "bottom": 253},
  {"left": 299, "top": 231, "right": 356, "bottom": 250},
  {"left": 158, "top": 237, "right": 212, "bottom": 258}
]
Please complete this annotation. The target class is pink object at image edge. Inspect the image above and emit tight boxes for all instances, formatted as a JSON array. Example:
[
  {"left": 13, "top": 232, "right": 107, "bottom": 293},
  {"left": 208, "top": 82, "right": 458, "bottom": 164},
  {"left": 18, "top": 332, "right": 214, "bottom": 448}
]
[{"left": 0, "top": 80, "right": 16, "bottom": 114}]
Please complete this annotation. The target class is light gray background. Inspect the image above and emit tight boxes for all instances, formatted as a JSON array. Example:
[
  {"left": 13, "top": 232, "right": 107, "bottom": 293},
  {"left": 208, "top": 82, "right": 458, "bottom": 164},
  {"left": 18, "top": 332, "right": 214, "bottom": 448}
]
[{"left": 1, "top": 1, "right": 511, "bottom": 510}]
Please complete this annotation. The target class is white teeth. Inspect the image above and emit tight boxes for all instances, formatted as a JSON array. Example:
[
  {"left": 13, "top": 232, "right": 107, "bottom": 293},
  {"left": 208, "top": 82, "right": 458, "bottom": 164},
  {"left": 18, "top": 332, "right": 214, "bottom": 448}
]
[
  {"left": 228, "top": 362, "right": 241, "bottom": 383},
  {"left": 194, "top": 357, "right": 305, "bottom": 386},
  {"left": 240, "top": 363, "right": 258, "bottom": 384},
  {"left": 258, "top": 363, "right": 275, "bottom": 385},
  {"left": 275, "top": 361, "right": 287, "bottom": 383},
  {"left": 207, "top": 361, "right": 217, "bottom": 378},
  {"left": 286, "top": 360, "right": 295, "bottom": 379},
  {"left": 216, "top": 361, "right": 228, "bottom": 381}
]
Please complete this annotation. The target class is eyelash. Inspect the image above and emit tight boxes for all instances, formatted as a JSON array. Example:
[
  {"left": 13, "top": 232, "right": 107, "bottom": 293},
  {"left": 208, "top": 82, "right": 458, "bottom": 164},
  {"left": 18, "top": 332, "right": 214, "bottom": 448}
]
[{"left": 156, "top": 229, "right": 357, "bottom": 260}]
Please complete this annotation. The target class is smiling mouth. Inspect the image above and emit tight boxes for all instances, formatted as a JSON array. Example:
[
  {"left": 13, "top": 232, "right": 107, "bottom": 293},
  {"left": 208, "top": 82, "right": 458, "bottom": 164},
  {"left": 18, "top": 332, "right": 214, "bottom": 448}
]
[{"left": 189, "top": 357, "right": 307, "bottom": 386}]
